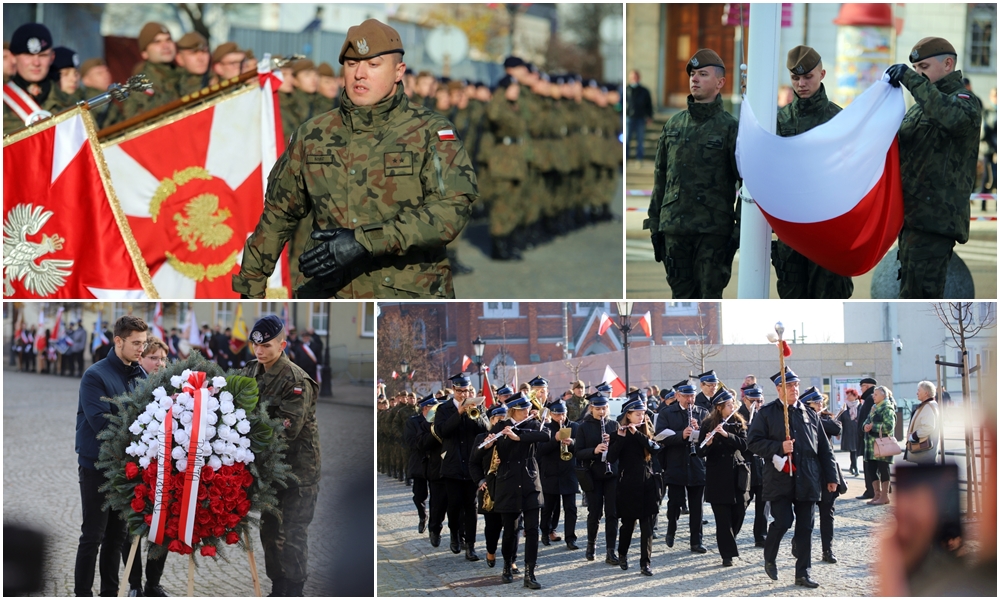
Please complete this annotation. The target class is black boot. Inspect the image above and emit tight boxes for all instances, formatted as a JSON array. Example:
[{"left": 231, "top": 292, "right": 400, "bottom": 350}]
[
  {"left": 586, "top": 543, "right": 595, "bottom": 561},
  {"left": 284, "top": 580, "right": 305, "bottom": 597},
  {"left": 501, "top": 562, "right": 513, "bottom": 584},
  {"left": 429, "top": 529, "right": 441, "bottom": 547},
  {"left": 523, "top": 565, "right": 541, "bottom": 590},
  {"left": 605, "top": 549, "right": 619, "bottom": 565},
  {"left": 619, "top": 552, "right": 629, "bottom": 571},
  {"left": 268, "top": 578, "right": 286, "bottom": 597},
  {"left": 465, "top": 546, "right": 480, "bottom": 562}
]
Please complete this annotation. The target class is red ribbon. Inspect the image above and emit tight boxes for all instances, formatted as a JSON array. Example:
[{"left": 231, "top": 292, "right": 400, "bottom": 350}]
[
  {"left": 178, "top": 371, "right": 209, "bottom": 546},
  {"left": 149, "top": 406, "right": 173, "bottom": 545}
]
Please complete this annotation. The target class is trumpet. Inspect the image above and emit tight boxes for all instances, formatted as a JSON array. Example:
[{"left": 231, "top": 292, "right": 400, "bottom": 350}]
[
  {"left": 557, "top": 426, "right": 573, "bottom": 461},
  {"left": 463, "top": 395, "right": 486, "bottom": 420}
]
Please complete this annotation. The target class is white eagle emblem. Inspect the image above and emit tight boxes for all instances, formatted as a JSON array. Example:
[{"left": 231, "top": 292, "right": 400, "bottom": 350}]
[
  {"left": 251, "top": 330, "right": 264, "bottom": 344},
  {"left": 27, "top": 37, "right": 41, "bottom": 54},
  {"left": 690, "top": 57, "right": 699, "bottom": 67},
  {"left": 910, "top": 49, "right": 919, "bottom": 60},
  {"left": 3, "top": 204, "right": 74, "bottom": 297},
  {"left": 356, "top": 38, "right": 369, "bottom": 55}
]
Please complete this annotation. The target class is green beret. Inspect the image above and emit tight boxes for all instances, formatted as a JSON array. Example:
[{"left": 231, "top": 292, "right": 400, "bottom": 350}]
[
  {"left": 339, "top": 19, "right": 404, "bottom": 65},
  {"left": 787, "top": 45, "right": 821, "bottom": 75},
  {"left": 687, "top": 49, "right": 725, "bottom": 75},
  {"left": 909, "top": 37, "right": 957, "bottom": 63}
]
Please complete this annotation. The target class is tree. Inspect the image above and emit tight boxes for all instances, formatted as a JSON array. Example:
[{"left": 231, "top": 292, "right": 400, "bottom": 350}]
[
  {"left": 564, "top": 356, "right": 592, "bottom": 386},
  {"left": 676, "top": 310, "right": 722, "bottom": 376},
  {"left": 377, "top": 311, "right": 442, "bottom": 398},
  {"left": 556, "top": 4, "right": 618, "bottom": 78}
]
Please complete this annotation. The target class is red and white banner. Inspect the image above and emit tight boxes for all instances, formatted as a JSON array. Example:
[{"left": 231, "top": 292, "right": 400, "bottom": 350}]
[
  {"left": 3, "top": 108, "right": 154, "bottom": 298},
  {"left": 637, "top": 311, "right": 652, "bottom": 337},
  {"left": 602, "top": 365, "right": 627, "bottom": 398},
  {"left": 150, "top": 406, "right": 174, "bottom": 545},
  {"left": 598, "top": 313, "right": 613, "bottom": 336},
  {"left": 102, "top": 73, "right": 289, "bottom": 298},
  {"left": 736, "top": 79, "right": 906, "bottom": 277},
  {"left": 482, "top": 366, "right": 494, "bottom": 409},
  {"left": 461, "top": 355, "right": 472, "bottom": 371},
  {"left": 178, "top": 372, "right": 209, "bottom": 546},
  {"left": 152, "top": 302, "right": 165, "bottom": 341}
]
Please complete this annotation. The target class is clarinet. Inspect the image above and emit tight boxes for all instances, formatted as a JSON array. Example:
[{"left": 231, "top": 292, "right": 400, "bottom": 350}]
[
  {"left": 600, "top": 416, "right": 613, "bottom": 474},
  {"left": 688, "top": 405, "right": 699, "bottom": 457}
]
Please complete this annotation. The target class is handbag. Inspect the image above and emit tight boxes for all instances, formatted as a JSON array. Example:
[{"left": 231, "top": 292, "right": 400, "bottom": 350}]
[
  {"left": 873, "top": 435, "right": 902, "bottom": 458},
  {"left": 575, "top": 464, "right": 595, "bottom": 493}
]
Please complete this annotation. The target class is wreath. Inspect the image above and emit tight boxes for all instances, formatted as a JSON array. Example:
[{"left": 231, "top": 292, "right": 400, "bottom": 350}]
[{"left": 97, "top": 352, "right": 292, "bottom": 559}]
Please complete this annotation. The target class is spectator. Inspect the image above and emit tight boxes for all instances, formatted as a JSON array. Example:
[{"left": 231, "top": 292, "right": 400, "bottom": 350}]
[
  {"left": 862, "top": 385, "right": 897, "bottom": 506},
  {"left": 855, "top": 377, "right": 878, "bottom": 500},
  {"left": 981, "top": 87, "right": 997, "bottom": 206},
  {"left": 904, "top": 380, "right": 940, "bottom": 464},
  {"left": 837, "top": 387, "right": 861, "bottom": 475},
  {"left": 625, "top": 69, "right": 652, "bottom": 162}
]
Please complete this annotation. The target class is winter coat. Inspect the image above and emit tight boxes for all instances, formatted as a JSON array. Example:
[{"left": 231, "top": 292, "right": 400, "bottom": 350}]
[
  {"left": 575, "top": 413, "right": 619, "bottom": 480},
  {"left": 470, "top": 429, "right": 499, "bottom": 515},
  {"left": 863, "top": 399, "right": 897, "bottom": 463},
  {"left": 738, "top": 404, "right": 765, "bottom": 488},
  {"left": 856, "top": 388, "right": 875, "bottom": 447},
  {"left": 657, "top": 402, "right": 708, "bottom": 487},
  {"left": 434, "top": 398, "right": 488, "bottom": 481},
  {"left": 608, "top": 426, "right": 659, "bottom": 519},
  {"left": 836, "top": 403, "right": 860, "bottom": 452},
  {"left": 905, "top": 400, "right": 940, "bottom": 464},
  {"left": 818, "top": 412, "right": 847, "bottom": 501},
  {"left": 537, "top": 420, "right": 579, "bottom": 495},
  {"left": 697, "top": 419, "right": 751, "bottom": 505},
  {"left": 404, "top": 413, "right": 432, "bottom": 479},
  {"left": 491, "top": 420, "right": 548, "bottom": 514}
]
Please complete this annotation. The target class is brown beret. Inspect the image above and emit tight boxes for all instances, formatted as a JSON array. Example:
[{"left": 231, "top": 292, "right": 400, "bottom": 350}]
[
  {"left": 317, "top": 62, "right": 336, "bottom": 78},
  {"left": 244, "top": 48, "right": 255, "bottom": 60},
  {"left": 291, "top": 59, "right": 316, "bottom": 75},
  {"left": 80, "top": 57, "right": 106, "bottom": 77},
  {"left": 447, "top": 80, "right": 464, "bottom": 92},
  {"left": 909, "top": 37, "right": 957, "bottom": 63},
  {"left": 138, "top": 22, "right": 171, "bottom": 51},
  {"left": 787, "top": 45, "right": 821, "bottom": 75},
  {"left": 176, "top": 32, "right": 208, "bottom": 52},
  {"left": 211, "top": 41, "right": 243, "bottom": 64},
  {"left": 338, "top": 19, "right": 404, "bottom": 65},
  {"left": 686, "top": 48, "right": 725, "bottom": 75}
]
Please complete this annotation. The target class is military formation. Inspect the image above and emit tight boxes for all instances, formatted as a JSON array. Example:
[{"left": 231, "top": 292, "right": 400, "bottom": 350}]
[
  {"left": 644, "top": 38, "right": 983, "bottom": 299},
  {"left": 378, "top": 367, "right": 854, "bottom": 590}
]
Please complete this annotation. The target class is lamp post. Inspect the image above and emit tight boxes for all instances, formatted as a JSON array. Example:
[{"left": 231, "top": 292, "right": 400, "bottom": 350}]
[
  {"left": 472, "top": 336, "right": 486, "bottom": 390},
  {"left": 615, "top": 302, "right": 634, "bottom": 392},
  {"left": 399, "top": 359, "right": 409, "bottom": 393}
]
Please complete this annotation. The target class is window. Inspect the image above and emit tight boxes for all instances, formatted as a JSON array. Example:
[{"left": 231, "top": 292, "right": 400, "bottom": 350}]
[
  {"left": 308, "top": 303, "right": 329, "bottom": 335},
  {"left": 483, "top": 302, "right": 519, "bottom": 319},
  {"left": 215, "top": 303, "right": 236, "bottom": 328},
  {"left": 359, "top": 303, "right": 375, "bottom": 338},
  {"left": 660, "top": 335, "right": 689, "bottom": 346},
  {"left": 574, "top": 302, "right": 610, "bottom": 317},
  {"left": 967, "top": 4, "right": 996, "bottom": 72},
  {"left": 664, "top": 302, "right": 698, "bottom": 316},
  {"left": 260, "top": 302, "right": 283, "bottom": 318}
]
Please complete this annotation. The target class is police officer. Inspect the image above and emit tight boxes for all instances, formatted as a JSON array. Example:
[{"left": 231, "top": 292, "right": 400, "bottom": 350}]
[
  {"left": 3, "top": 23, "right": 75, "bottom": 135},
  {"left": 644, "top": 49, "right": 741, "bottom": 299},
  {"left": 695, "top": 370, "right": 720, "bottom": 411},
  {"left": 125, "top": 22, "right": 179, "bottom": 119},
  {"left": 772, "top": 46, "right": 854, "bottom": 299},
  {"left": 657, "top": 379, "right": 708, "bottom": 553},
  {"left": 404, "top": 394, "right": 438, "bottom": 533},
  {"left": 233, "top": 19, "right": 478, "bottom": 299},
  {"left": 886, "top": 37, "right": 982, "bottom": 298},
  {"left": 239, "top": 316, "right": 320, "bottom": 597}
]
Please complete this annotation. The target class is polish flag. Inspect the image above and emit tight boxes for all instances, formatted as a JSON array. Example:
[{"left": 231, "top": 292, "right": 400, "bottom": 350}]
[
  {"left": 602, "top": 365, "right": 627, "bottom": 398},
  {"left": 391, "top": 370, "right": 398, "bottom": 380},
  {"left": 462, "top": 355, "right": 472, "bottom": 371},
  {"left": 482, "top": 366, "right": 494, "bottom": 409},
  {"left": 637, "top": 311, "right": 652, "bottom": 337},
  {"left": 598, "top": 312, "right": 613, "bottom": 336},
  {"left": 152, "top": 302, "right": 165, "bottom": 341},
  {"left": 737, "top": 78, "right": 905, "bottom": 277}
]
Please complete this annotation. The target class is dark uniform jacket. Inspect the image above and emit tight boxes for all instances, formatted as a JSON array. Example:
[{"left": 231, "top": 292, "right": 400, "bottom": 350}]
[
  {"left": 125, "top": 61, "right": 179, "bottom": 119},
  {"left": 575, "top": 413, "right": 619, "bottom": 480},
  {"left": 404, "top": 412, "right": 433, "bottom": 479},
  {"left": 898, "top": 69, "right": 982, "bottom": 243},
  {"left": 76, "top": 348, "right": 143, "bottom": 469},
  {"left": 537, "top": 420, "right": 579, "bottom": 495},
  {"left": 738, "top": 404, "right": 765, "bottom": 487},
  {"left": 433, "top": 398, "right": 487, "bottom": 481},
  {"left": 776, "top": 83, "right": 842, "bottom": 136},
  {"left": 747, "top": 399, "right": 838, "bottom": 503},
  {"left": 818, "top": 412, "right": 846, "bottom": 501},
  {"left": 857, "top": 388, "right": 875, "bottom": 448},
  {"left": 491, "top": 420, "right": 548, "bottom": 513},
  {"left": 657, "top": 401, "right": 707, "bottom": 487},
  {"left": 697, "top": 419, "right": 750, "bottom": 505},
  {"left": 607, "top": 425, "right": 659, "bottom": 519},
  {"left": 695, "top": 391, "right": 713, "bottom": 412},
  {"left": 470, "top": 429, "right": 496, "bottom": 515}
]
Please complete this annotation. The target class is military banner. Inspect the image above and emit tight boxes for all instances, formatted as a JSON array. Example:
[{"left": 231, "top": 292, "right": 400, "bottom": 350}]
[
  {"left": 3, "top": 107, "right": 155, "bottom": 299},
  {"left": 736, "top": 78, "right": 905, "bottom": 277},
  {"left": 101, "top": 71, "right": 290, "bottom": 298}
]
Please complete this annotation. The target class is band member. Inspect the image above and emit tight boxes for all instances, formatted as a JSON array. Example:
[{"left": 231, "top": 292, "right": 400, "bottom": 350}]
[
  {"left": 538, "top": 400, "right": 580, "bottom": 550},
  {"left": 698, "top": 388, "right": 751, "bottom": 567},
  {"left": 802, "top": 388, "right": 846, "bottom": 564},
  {"left": 422, "top": 398, "right": 448, "bottom": 548},
  {"left": 658, "top": 379, "right": 708, "bottom": 553},
  {"left": 574, "top": 392, "right": 620, "bottom": 564},
  {"left": 738, "top": 385, "right": 768, "bottom": 546},
  {"left": 404, "top": 395, "right": 439, "bottom": 534},
  {"left": 695, "top": 370, "right": 720, "bottom": 411},
  {"left": 608, "top": 392, "right": 659, "bottom": 576},
  {"left": 470, "top": 403, "right": 517, "bottom": 573},
  {"left": 433, "top": 373, "right": 488, "bottom": 561},
  {"left": 490, "top": 393, "right": 548, "bottom": 589},
  {"left": 747, "top": 367, "right": 839, "bottom": 588}
]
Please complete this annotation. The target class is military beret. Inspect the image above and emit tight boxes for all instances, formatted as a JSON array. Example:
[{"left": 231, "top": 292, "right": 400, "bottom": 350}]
[
  {"left": 211, "top": 41, "right": 242, "bottom": 64},
  {"left": 711, "top": 388, "right": 734, "bottom": 405},
  {"left": 339, "top": 19, "right": 404, "bottom": 65},
  {"left": 447, "top": 80, "right": 463, "bottom": 92},
  {"left": 80, "top": 57, "right": 106, "bottom": 78},
  {"left": 10, "top": 23, "right": 53, "bottom": 55},
  {"left": 585, "top": 78, "right": 599, "bottom": 88},
  {"left": 503, "top": 55, "right": 525, "bottom": 69},
  {"left": 448, "top": 372, "right": 472, "bottom": 388},
  {"left": 138, "top": 22, "right": 171, "bottom": 51},
  {"left": 798, "top": 386, "right": 823, "bottom": 404},
  {"left": 317, "top": 62, "right": 336, "bottom": 77},
  {"left": 770, "top": 367, "right": 801, "bottom": 386},
  {"left": 698, "top": 370, "right": 719, "bottom": 383},
  {"left": 553, "top": 75, "right": 566, "bottom": 85},
  {"left": 506, "top": 392, "right": 530, "bottom": 410},
  {"left": 176, "top": 32, "right": 208, "bottom": 52},
  {"left": 291, "top": 59, "right": 316, "bottom": 75},
  {"left": 404, "top": 67, "right": 414, "bottom": 76},
  {"left": 860, "top": 377, "right": 878, "bottom": 386},
  {"left": 529, "top": 376, "right": 548, "bottom": 388},
  {"left": 487, "top": 403, "right": 508, "bottom": 418},
  {"left": 908, "top": 37, "right": 957, "bottom": 63},
  {"left": 495, "top": 74, "right": 516, "bottom": 89},
  {"left": 686, "top": 48, "right": 725, "bottom": 75},
  {"left": 623, "top": 397, "right": 647, "bottom": 412},
  {"left": 673, "top": 380, "right": 696, "bottom": 395},
  {"left": 786, "top": 45, "right": 821, "bottom": 75},
  {"left": 244, "top": 48, "right": 255, "bottom": 60},
  {"left": 249, "top": 315, "right": 284, "bottom": 345},
  {"left": 51, "top": 47, "right": 79, "bottom": 71},
  {"left": 587, "top": 393, "right": 609, "bottom": 407},
  {"left": 548, "top": 400, "right": 567, "bottom": 415},
  {"left": 526, "top": 63, "right": 537, "bottom": 74}
]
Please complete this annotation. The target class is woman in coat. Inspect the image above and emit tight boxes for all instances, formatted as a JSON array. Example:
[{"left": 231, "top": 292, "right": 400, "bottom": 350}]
[
  {"left": 697, "top": 388, "right": 750, "bottom": 567},
  {"left": 904, "top": 381, "right": 940, "bottom": 465},
  {"left": 607, "top": 393, "right": 659, "bottom": 576},
  {"left": 491, "top": 393, "right": 549, "bottom": 589},
  {"left": 862, "top": 385, "right": 897, "bottom": 506},
  {"left": 803, "top": 389, "right": 847, "bottom": 564},
  {"left": 836, "top": 388, "right": 861, "bottom": 475},
  {"left": 470, "top": 403, "right": 518, "bottom": 572},
  {"left": 537, "top": 400, "right": 580, "bottom": 550}
]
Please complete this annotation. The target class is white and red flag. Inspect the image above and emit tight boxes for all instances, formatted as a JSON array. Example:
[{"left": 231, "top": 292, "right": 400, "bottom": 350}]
[
  {"left": 3, "top": 108, "right": 154, "bottom": 299},
  {"left": 461, "top": 355, "right": 472, "bottom": 371},
  {"left": 736, "top": 79, "right": 906, "bottom": 277},
  {"left": 602, "top": 365, "right": 627, "bottom": 398},
  {"left": 152, "top": 302, "right": 165, "bottom": 341},
  {"left": 482, "top": 366, "right": 494, "bottom": 409},
  {"left": 637, "top": 311, "right": 652, "bottom": 337},
  {"left": 598, "top": 312, "right": 613, "bottom": 336},
  {"left": 102, "top": 72, "right": 289, "bottom": 298}
]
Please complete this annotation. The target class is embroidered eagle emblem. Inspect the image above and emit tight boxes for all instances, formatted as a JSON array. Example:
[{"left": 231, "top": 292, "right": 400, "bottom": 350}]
[
  {"left": 356, "top": 38, "right": 369, "bottom": 55},
  {"left": 3, "top": 204, "right": 74, "bottom": 297}
]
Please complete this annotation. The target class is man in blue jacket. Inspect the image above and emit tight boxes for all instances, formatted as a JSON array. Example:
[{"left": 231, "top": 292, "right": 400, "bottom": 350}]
[{"left": 74, "top": 315, "right": 147, "bottom": 597}]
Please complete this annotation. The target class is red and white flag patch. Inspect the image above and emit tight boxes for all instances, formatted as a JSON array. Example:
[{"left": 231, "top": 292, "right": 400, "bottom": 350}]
[
  {"left": 957, "top": 93, "right": 971, "bottom": 99},
  {"left": 293, "top": 386, "right": 303, "bottom": 395},
  {"left": 437, "top": 129, "right": 456, "bottom": 141}
]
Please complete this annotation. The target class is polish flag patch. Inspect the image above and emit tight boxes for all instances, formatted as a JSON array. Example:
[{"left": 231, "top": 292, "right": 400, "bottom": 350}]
[{"left": 437, "top": 129, "right": 456, "bottom": 141}]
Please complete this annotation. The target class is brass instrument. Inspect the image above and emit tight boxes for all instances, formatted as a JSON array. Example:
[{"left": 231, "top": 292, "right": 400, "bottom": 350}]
[
  {"left": 557, "top": 427, "right": 573, "bottom": 461},
  {"left": 528, "top": 389, "right": 544, "bottom": 414},
  {"left": 425, "top": 403, "right": 438, "bottom": 423},
  {"left": 482, "top": 446, "right": 501, "bottom": 511},
  {"left": 463, "top": 395, "right": 486, "bottom": 421}
]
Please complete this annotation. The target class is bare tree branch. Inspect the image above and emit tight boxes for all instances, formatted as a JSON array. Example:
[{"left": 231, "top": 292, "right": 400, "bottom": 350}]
[{"left": 676, "top": 310, "right": 721, "bottom": 375}]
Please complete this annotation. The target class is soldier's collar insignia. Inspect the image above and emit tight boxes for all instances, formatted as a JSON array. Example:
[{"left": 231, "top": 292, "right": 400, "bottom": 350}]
[
  {"left": 910, "top": 49, "right": 919, "bottom": 60},
  {"left": 357, "top": 38, "right": 369, "bottom": 55},
  {"left": 690, "top": 57, "right": 699, "bottom": 67},
  {"left": 251, "top": 330, "right": 263, "bottom": 344}
]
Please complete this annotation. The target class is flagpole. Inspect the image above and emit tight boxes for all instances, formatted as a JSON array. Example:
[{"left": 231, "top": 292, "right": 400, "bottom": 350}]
[{"left": 737, "top": 3, "right": 782, "bottom": 299}]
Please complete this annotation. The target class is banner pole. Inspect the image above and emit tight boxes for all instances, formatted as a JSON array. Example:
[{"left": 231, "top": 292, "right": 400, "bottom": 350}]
[
  {"left": 245, "top": 530, "right": 263, "bottom": 596},
  {"left": 118, "top": 535, "right": 141, "bottom": 597},
  {"left": 187, "top": 553, "right": 195, "bottom": 597}
]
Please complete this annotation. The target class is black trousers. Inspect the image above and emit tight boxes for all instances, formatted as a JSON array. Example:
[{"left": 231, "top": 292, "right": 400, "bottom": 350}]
[
  {"left": 618, "top": 515, "right": 654, "bottom": 567},
  {"left": 849, "top": 451, "right": 859, "bottom": 472},
  {"left": 443, "top": 478, "right": 478, "bottom": 546},
  {"left": 818, "top": 495, "right": 837, "bottom": 553},
  {"left": 585, "top": 477, "right": 618, "bottom": 550},
  {"left": 666, "top": 484, "right": 704, "bottom": 546},
  {"left": 711, "top": 502, "right": 747, "bottom": 560},
  {"left": 865, "top": 459, "right": 891, "bottom": 482},
  {"left": 861, "top": 437, "right": 875, "bottom": 495},
  {"left": 74, "top": 466, "right": 128, "bottom": 597},
  {"left": 542, "top": 492, "right": 577, "bottom": 542},
  {"left": 412, "top": 476, "right": 428, "bottom": 518},
  {"left": 748, "top": 485, "right": 767, "bottom": 544},
  {"left": 428, "top": 480, "right": 447, "bottom": 535},
  {"left": 124, "top": 540, "right": 167, "bottom": 591},
  {"left": 502, "top": 508, "right": 539, "bottom": 567},
  {"left": 483, "top": 513, "right": 505, "bottom": 556},
  {"left": 765, "top": 498, "right": 815, "bottom": 578}
]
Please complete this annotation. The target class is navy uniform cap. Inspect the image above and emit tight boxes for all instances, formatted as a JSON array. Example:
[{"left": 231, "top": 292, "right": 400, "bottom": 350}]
[
  {"left": 250, "top": 315, "right": 284, "bottom": 344},
  {"left": 529, "top": 376, "right": 548, "bottom": 388},
  {"left": 743, "top": 385, "right": 763, "bottom": 399},
  {"left": 622, "top": 397, "right": 646, "bottom": 412},
  {"left": 549, "top": 401, "right": 567, "bottom": 414},
  {"left": 419, "top": 394, "right": 439, "bottom": 408},
  {"left": 711, "top": 388, "right": 734, "bottom": 405},
  {"left": 449, "top": 372, "right": 472, "bottom": 388},
  {"left": 506, "top": 392, "right": 530, "bottom": 410},
  {"left": 487, "top": 403, "right": 508, "bottom": 418},
  {"left": 660, "top": 388, "right": 675, "bottom": 400},
  {"left": 698, "top": 370, "right": 719, "bottom": 383},
  {"left": 10, "top": 23, "right": 53, "bottom": 55},
  {"left": 503, "top": 55, "right": 525, "bottom": 69},
  {"left": 595, "top": 381, "right": 613, "bottom": 394},
  {"left": 587, "top": 393, "right": 609, "bottom": 407},
  {"left": 798, "top": 386, "right": 823, "bottom": 404},
  {"left": 673, "top": 380, "right": 696, "bottom": 395},
  {"left": 770, "top": 367, "right": 801, "bottom": 386},
  {"left": 628, "top": 389, "right": 646, "bottom": 402},
  {"left": 496, "top": 384, "right": 513, "bottom": 396}
]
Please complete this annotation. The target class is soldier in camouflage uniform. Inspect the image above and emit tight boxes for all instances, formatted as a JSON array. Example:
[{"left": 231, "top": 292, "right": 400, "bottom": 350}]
[
  {"left": 886, "top": 37, "right": 982, "bottom": 298},
  {"left": 481, "top": 74, "right": 530, "bottom": 260},
  {"left": 771, "top": 46, "right": 854, "bottom": 299},
  {"left": 124, "top": 23, "right": 180, "bottom": 120},
  {"left": 565, "top": 380, "right": 589, "bottom": 423},
  {"left": 174, "top": 32, "right": 212, "bottom": 97},
  {"left": 3, "top": 24, "right": 75, "bottom": 135},
  {"left": 316, "top": 62, "right": 341, "bottom": 113},
  {"left": 79, "top": 58, "right": 124, "bottom": 130},
  {"left": 233, "top": 19, "right": 478, "bottom": 299},
  {"left": 240, "top": 316, "right": 320, "bottom": 597},
  {"left": 644, "top": 49, "right": 741, "bottom": 299}
]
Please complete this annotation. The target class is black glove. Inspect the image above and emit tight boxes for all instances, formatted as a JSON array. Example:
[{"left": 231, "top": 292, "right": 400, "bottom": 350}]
[
  {"left": 886, "top": 64, "right": 909, "bottom": 88},
  {"left": 298, "top": 228, "right": 372, "bottom": 279},
  {"left": 651, "top": 232, "right": 665, "bottom": 263},
  {"left": 295, "top": 274, "right": 344, "bottom": 299}
]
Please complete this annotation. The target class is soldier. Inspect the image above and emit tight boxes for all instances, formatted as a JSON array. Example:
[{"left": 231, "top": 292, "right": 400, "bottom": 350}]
[
  {"left": 174, "top": 32, "right": 211, "bottom": 96},
  {"left": 79, "top": 58, "right": 122, "bottom": 129},
  {"left": 482, "top": 74, "right": 529, "bottom": 260},
  {"left": 125, "top": 22, "right": 179, "bottom": 119},
  {"left": 232, "top": 19, "right": 478, "bottom": 299},
  {"left": 644, "top": 49, "right": 741, "bottom": 299},
  {"left": 657, "top": 379, "right": 708, "bottom": 553},
  {"left": 695, "top": 370, "right": 719, "bottom": 411},
  {"left": 412, "top": 71, "right": 436, "bottom": 109},
  {"left": 405, "top": 394, "right": 438, "bottom": 532},
  {"left": 565, "top": 380, "right": 589, "bottom": 423},
  {"left": 275, "top": 57, "right": 301, "bottom": 141},
  {"left": 49, "top": 46, "right": 80, "bottom": 96},
  {"left": 886, "top": 38, "right": 982, "bottom": 298},
  {"left": 772, "top": 46, "right": 853, "bottom": 299},
  {"left": 239, "top": 315, "right": 320, "bottom": 597},
  {"left": 3, "top": 23, "right": 75, "bottom": 135},
  {"left": 290, "top": 59, "right": 321, "bottom": 124},
  {"left": 211, "top": 41, "right": 245, "bottom": 83},
  {"left": 317, "top": 62, "right": 341, "bottom": 112}
]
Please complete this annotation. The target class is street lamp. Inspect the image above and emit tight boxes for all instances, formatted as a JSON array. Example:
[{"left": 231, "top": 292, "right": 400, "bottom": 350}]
[
  {"left": 472, "top": 336, "right": 486, "bottom": 389},
  {"left": 615, "top": 302, "right": 634, "bottom": 392},
  {"left": 399, "top": 359, "right": 409, "bottom": 393}
]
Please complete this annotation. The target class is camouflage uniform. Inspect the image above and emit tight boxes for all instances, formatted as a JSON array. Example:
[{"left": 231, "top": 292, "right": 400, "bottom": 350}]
[
  {"left": 80, "top": 86, "right": 125, "bottom": 130},
  {"left": 123, "top": 61, "right": 179, "bottom": 120},
  {"left": 644, "top": 94, "right": 740, "bottom": 298},
  {"left": 278, "top": 89, "right": 303, "bottom": 143},
  {"left": 2, "top": 78, "right": 76, "bottom": 135},
  {"left": 897, "top": 69, "right": 981, "bottom": 298},
  {"left": 772, "top": 83, "right": 854, "bottom": 299},
  {"left": 233, "top": 84, "right": 478, "bottom": 298},
  {"left": 565, "top": 393, "right": 589, "bottom": 424},
  {"left": 240, "top": 353, "right": 320, "bottom": 596},
  {"left": 175, "top": 70, "right": 211, "bottom": 97},
  {"left": 483, "top": 90, "right": 530, "bottom": 238}
]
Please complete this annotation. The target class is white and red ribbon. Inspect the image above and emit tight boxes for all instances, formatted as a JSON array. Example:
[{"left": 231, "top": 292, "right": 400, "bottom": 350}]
[
  {"left": 178, "top": 371, "right": 209, "bottom": 546},
  {"left": 3, "top": 81, "right": 46, "bottom": 125},
  {"left": 149, "top": 406, "right": 174, "bottom": 545}
]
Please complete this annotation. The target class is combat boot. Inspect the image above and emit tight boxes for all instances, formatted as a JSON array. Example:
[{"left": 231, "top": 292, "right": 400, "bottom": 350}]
[
  {"left": 268, "top": 578, "right": 287, "bottom": 597},
  {"left": 284, "top": 580, "right": 305, "bottom": 597},
  {"left": 501, "top": 562, "right": 513, "bottom": 584},
  {"left": 523, "top": 565, "right": 541, "bottom": 590}
]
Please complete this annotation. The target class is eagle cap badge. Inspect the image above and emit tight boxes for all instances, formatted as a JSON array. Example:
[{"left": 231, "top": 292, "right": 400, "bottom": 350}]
[
  {"left": 27, "top": 38, "right": 41, "bottom": 54},
  {"left": 690, "top": 57, "right": 699, "bottom": 67},
  {"left": 356, "top": 38, "right": 369, "bottom": 55},
  {"left": 251, "top": 330, "right": 263, "bottom": 344},
  {"left": 910, "top": 48, "right": 919, "bottom": 60}
]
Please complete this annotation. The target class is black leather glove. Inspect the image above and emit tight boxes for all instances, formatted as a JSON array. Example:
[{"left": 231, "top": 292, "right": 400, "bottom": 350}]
[
  {"left": 651, "top": 232, "right": 665, "bottom": 263},
  {"left": 298, "top": 228, "right": 372, "bottom": 279},
  {"left": 295, "top": 274, "right": 343, "bottom": 299},
  {"left": 886, "top": 64, "right": 909, "bottom": 88}
]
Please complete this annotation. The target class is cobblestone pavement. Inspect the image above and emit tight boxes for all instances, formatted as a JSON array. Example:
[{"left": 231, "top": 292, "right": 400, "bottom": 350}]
[
  {"left": 2, "top": 368, "right": 373, "bottom": 597},
  {"left": 378, "top": 450, "right": 883, "bottom": 596}
]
